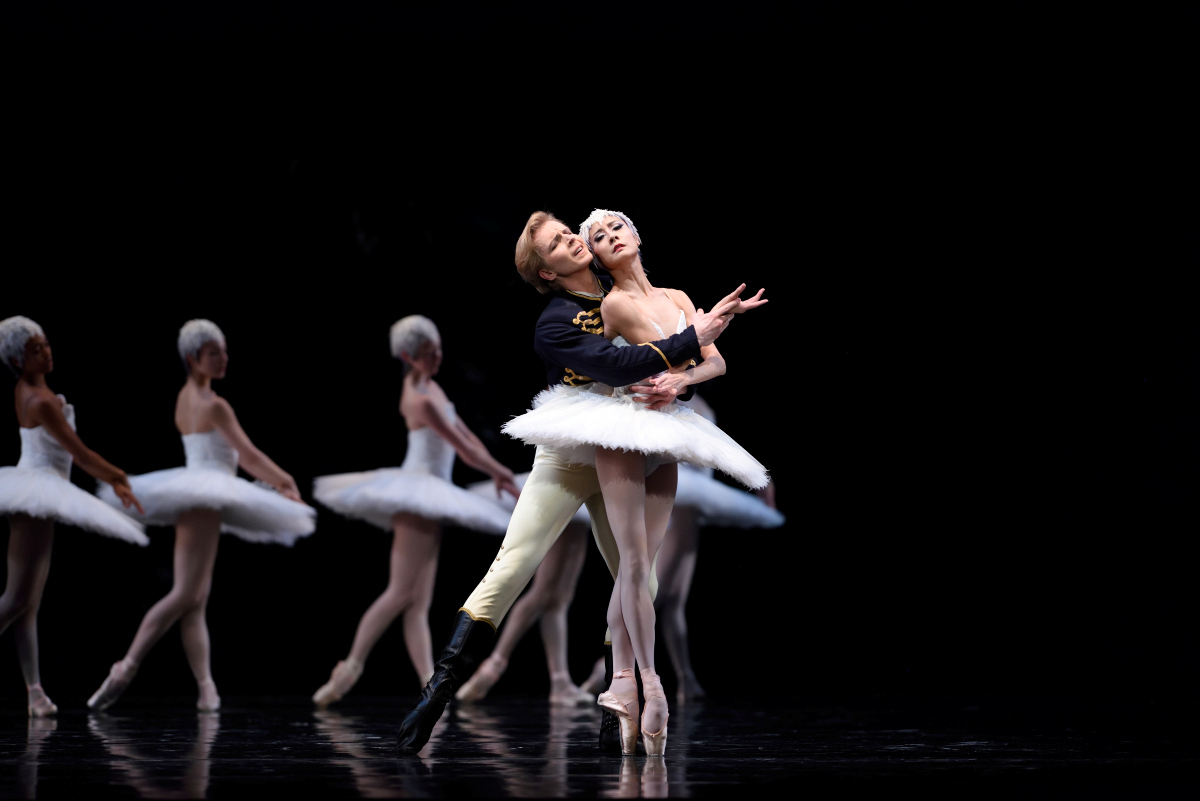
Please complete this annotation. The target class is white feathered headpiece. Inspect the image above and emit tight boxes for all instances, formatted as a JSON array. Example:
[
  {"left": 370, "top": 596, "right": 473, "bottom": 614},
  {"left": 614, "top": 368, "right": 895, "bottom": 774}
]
[
  {"left": 389, "top": 315, "right": 440, "bottom": 360},
  {"left": 579, "top": 208, "right": 641, "bottom": 254},
  {"left": 177, "top": 319, "right": 226, "bottom": 368},
  {"left": 0, "top": 316, "right": 45, "bottom": 376}
]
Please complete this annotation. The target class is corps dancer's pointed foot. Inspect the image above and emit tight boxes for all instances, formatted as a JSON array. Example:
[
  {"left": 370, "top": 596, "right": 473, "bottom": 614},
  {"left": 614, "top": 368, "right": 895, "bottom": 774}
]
[
  {"left": 676, "top": 672, "right": 707, "bottom": 704},
  {"left": 312, "top": 657, "right": 364, "bottom": 708},
  {"left": 581, "top": 656, "right": 607, "bottom": 696},
  {"left": 597, "top": 668, "right": 639, "bottom": 756},
  {"left": 640, "top": 669, "right": 669, "bottom": 757},
  {"left": 27, "top": 684, "right": 58, "bottom": 718},
  {"left": 549, "top": 679, "right": 595, "bottom": 707},
  {"left": 87, "top": 659, "right": 137, "bottom": 712},
  {"left": 455, "top": 654, "right": 505, "bottom": 703},
  {"left": 397, "top": 610, "right": 494, "bottom": 754},
  {"left": 196, "top": 678, "right": 221, "bottom": 712}
]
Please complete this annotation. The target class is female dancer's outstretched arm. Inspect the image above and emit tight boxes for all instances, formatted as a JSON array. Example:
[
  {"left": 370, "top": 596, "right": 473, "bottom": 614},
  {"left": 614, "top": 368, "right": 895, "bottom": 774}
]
[
  {"left": 208, "top": 398, "right": 302, "bottom": 501},
  {"left": 22, "top": 394, "right": 144, "bottom": 513},
  {"left": 410, "top": 394, "right": 520, "bottom": 500}
]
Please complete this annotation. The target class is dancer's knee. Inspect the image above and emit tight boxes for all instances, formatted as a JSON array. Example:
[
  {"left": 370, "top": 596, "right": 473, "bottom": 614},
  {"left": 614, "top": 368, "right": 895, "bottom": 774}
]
[{"left": 0, "top": 593, "right": 34, "bottom": 621}]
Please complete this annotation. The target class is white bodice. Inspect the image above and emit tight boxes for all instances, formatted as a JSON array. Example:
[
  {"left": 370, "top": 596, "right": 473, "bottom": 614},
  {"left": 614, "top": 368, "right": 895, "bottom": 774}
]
[
  {"left": 183, "top": 430, "right": 238, "bottom": 475},
  {"left": 15, "top": 395, "right": 74, "bottom": 479},
  {"left": 399, "top": 402, "right": 456, "bottom": 480}
]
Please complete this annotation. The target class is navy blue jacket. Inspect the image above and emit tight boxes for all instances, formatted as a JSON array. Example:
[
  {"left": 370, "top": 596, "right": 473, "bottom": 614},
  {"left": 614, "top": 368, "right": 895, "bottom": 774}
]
[{"left": 534, "top": 278, "right": 701, "bottom": 389}]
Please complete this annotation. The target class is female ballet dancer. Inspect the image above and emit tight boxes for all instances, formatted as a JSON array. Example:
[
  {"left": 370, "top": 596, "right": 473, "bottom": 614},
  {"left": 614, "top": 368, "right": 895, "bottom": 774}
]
[
  {"left": 310, "top": 315, "right": 520, "bottom": 707},
  {"left": 455, "top": 474, "right": 595, "bottom": 706},
  {"left": 88, "top": 319, "right": 316, "bottom": 712},
  {"left": 655, "top": 393, "right": 784, "bottom": 703},
  {"left": 0, "top": 316, "right": 148, "bottom": 717},
  {"left": 503, "top": 209, "right": 769, "bottom": 755}
]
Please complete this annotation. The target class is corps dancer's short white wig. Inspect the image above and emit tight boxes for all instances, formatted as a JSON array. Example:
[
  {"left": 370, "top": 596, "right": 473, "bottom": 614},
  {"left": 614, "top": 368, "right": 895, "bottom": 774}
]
[
  {"left": 579, "top": 208, "right": 642, "bottom": 254},
  {"left": 178, "top": 319, "right": 226, "bottom": 369},
  {"left": 389, "top": 315, "right": 440, "bottom": 360},
  {"left": 0, "top": 316, "right": 45, "bottom": 376}
]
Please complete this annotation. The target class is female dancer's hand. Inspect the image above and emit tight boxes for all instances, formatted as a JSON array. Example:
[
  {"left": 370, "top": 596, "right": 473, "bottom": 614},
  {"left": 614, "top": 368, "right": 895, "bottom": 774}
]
[
  {"left": 494, "top": 468, "right": 521, "bottom": 501},
  {"left": 630, "top": 382, "right": 679, "bottom": 411},
  {"left": 645, "top": 369, "right": 690, "bottom": 399},
  {"left": 276, "top": 475, "right": 305, "bottom": 503},
  {"left": 111, "top": 474, "right": 146, "bottom": 515}
]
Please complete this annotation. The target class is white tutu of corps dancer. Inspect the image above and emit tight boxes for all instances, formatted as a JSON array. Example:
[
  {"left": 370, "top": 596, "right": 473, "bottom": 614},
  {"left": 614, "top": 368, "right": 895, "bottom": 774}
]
[
  {"left": 314, "top": 403, "right": 511, "bottom": 536},
  {"left": 468, "top": 471, "right": 590, "bottom": 525},
  {"left": 0, "top": 396, "right": 148, "bottom": 545},
  {"left": 97, "top": 430, "right": 316, "bottom": 546},
  {"left": 502, "top": 311, "right": 768, "bottom": 489},
  {"left": 675, "top": 463, "right": 784, "bottom": 528}
]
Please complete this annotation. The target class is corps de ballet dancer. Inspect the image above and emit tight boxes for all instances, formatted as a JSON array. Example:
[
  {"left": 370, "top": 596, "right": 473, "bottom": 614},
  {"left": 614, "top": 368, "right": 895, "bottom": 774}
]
[
  {"left": 655, "top": 393, "right": 784, "bottom": 703},
  {"left": 395, "top": 210, "right": 756, "bottom": 756},
  {"left": 502, "top": 209, "right": 770, "bottom": 756},
  {"left": 309, "top": 315, "right": 519, "bottom": 706},
  {"left": 456, "top": 473, "right": 597, "bottom": 706},
  {"left": 0, "top": 316, "right": 148, "bottom": 717},
  {"left": 88, "top": 319, "right": 316, "bottom": 712}
]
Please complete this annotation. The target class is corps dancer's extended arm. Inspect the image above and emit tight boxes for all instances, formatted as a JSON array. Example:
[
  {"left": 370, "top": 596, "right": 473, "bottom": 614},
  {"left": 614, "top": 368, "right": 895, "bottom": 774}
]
[
  {"left": 28, "top": 395, "right": 144, "bottom": 512},
  {"left": 415, "top": 396, "right": 521, "bottom": 498},
  {"left": 209, "top": 398, "right": 304, "bottom": 502}
]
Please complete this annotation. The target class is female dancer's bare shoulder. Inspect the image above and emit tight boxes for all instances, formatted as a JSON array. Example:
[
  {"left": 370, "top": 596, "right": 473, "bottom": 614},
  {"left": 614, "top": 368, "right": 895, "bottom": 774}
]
[{"left": 174, "top": 382, "right": 229, "bottom": 435}]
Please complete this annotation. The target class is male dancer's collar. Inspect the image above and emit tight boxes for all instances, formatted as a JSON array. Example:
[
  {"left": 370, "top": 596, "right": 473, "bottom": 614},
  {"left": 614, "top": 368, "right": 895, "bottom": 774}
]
[{"left": 559, "top": 271, "right": 611, "bottom": 301}]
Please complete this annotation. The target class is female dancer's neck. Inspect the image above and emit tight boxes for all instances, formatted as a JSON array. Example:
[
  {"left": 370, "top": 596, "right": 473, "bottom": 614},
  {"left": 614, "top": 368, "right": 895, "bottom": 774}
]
[
  {"left": 19, "top": 373, "right": 48, "bottom": 390},
  {"left": 188, "top": 373, "right": 213, "bottom": 391},
  {"left": 609, "top": 259, "right": 652, "bottom": 296}
]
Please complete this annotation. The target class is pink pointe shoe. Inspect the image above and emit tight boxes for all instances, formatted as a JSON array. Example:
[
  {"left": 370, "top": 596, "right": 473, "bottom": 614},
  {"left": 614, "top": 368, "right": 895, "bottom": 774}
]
[
  {"left": 27, "top": 684, "right": 58, "bottom": 718},
  {"left": 639, "top": 669, "right": 669, "bottom": 757},
  {"left": 596, "top": 668, "right": 640, "bottom": 756},
  {"left": 87, "top": 658, "right": 138, "bottom": 712},
  {"left": 312, "top": 657, "right": 364, "bottom": 708}
]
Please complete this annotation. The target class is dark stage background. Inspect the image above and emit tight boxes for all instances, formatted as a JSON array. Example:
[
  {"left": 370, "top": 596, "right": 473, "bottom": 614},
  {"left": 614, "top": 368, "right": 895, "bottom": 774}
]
[{"left": 2, "top": 4, "right": 1194, "bottom": 712}]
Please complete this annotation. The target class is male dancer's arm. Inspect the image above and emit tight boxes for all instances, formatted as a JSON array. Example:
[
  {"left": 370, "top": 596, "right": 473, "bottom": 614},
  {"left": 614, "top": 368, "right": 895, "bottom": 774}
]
[{"left": 534, "top": 319, "right": 700, "bottom": 388}]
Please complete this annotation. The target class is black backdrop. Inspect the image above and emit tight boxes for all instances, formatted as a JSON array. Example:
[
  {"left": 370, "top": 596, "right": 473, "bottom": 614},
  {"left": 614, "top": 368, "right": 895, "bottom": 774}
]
[{"left": 2, "top": 4, "right": 1194, "bottom": 709}]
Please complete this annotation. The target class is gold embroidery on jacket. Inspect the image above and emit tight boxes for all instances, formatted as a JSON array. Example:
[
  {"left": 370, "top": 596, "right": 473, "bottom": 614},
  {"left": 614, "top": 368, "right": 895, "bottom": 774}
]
[
  {"left": 572, "top": 308, "right": 604, "bottom": 336},
  {"left": 562, "top": 368, "right": 592, "bottom": 387}
]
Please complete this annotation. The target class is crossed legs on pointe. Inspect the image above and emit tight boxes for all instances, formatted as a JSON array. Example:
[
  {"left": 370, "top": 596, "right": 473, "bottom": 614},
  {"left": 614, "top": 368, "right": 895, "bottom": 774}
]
[
  {"left": 457, "top": 521, "right": 593, "bottom": 705},
  {"left": 88, "top": 508, "right": 222, "bottom": 712},
  {"left": 0, "top": 515, "right": 58, "bottom": 717},
  {"left": 595, "top": 450, "right": 675, "bottom": 755},
  {"left": 654, "top": 507, "right": 706, "bottom": 702},
  {"left": 314, "top": 512, "right": 440, "bottom": 707}
]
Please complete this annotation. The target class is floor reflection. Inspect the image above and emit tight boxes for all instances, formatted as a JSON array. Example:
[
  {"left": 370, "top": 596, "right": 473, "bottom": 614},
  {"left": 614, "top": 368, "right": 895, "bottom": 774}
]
[
  {"left": 16, "top": 717, "right": 57, "bottom": 799},
  {"left": 311, "top": 708, "right": 444, "bottom": 797},
  {"left": 88, "top": 712, "right": 219, "bottom": 799}
]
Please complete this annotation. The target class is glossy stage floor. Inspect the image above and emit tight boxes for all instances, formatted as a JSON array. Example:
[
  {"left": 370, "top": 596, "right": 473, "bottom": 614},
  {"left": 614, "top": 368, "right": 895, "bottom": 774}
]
[{"left": 2, "top": 695, "right": 1196, "bottom": 797}]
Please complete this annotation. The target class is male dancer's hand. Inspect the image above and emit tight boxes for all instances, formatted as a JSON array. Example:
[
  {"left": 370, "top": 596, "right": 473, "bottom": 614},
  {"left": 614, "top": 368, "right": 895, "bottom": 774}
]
[
  {"left": 693, "top": 284, "right": 768, "bottom": 346},
  {"left": 630, "top": 383, "right": 681, "bottom": 411}
]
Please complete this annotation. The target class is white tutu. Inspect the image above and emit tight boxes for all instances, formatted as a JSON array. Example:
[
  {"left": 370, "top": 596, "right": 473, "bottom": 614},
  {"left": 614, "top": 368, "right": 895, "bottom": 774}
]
[
  {"left": 97, "top": 431, "right": 315, "bottom": 547},
  {"left": 674, "top": 463, "right": 784, "bottom": 528},
  {"left": 467, "top": 471, "right": 590, "bottom": 525},
  {"left": 502, "top": 385, "right": 769, "bottom": 490},
  {"left": 0, "top": 398, "right": 147, "bottom": 545},
  {"left": 313, "top": 413, "right": 511, "bottom": 536}
]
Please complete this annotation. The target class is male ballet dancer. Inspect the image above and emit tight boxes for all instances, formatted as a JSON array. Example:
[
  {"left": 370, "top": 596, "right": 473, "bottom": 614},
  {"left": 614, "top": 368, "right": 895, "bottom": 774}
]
[{"left": 397, "top": 211, "right": 757, "bottom": 754}]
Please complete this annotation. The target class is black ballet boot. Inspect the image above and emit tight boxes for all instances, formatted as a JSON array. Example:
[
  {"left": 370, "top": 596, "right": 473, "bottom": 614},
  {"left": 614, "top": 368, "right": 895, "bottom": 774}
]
[
  {"left": 599, "top": 644, "right": 620, "bottom": 753},
  {"left": 397, "top": 610, "right": 495, "bottom": 754}
]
